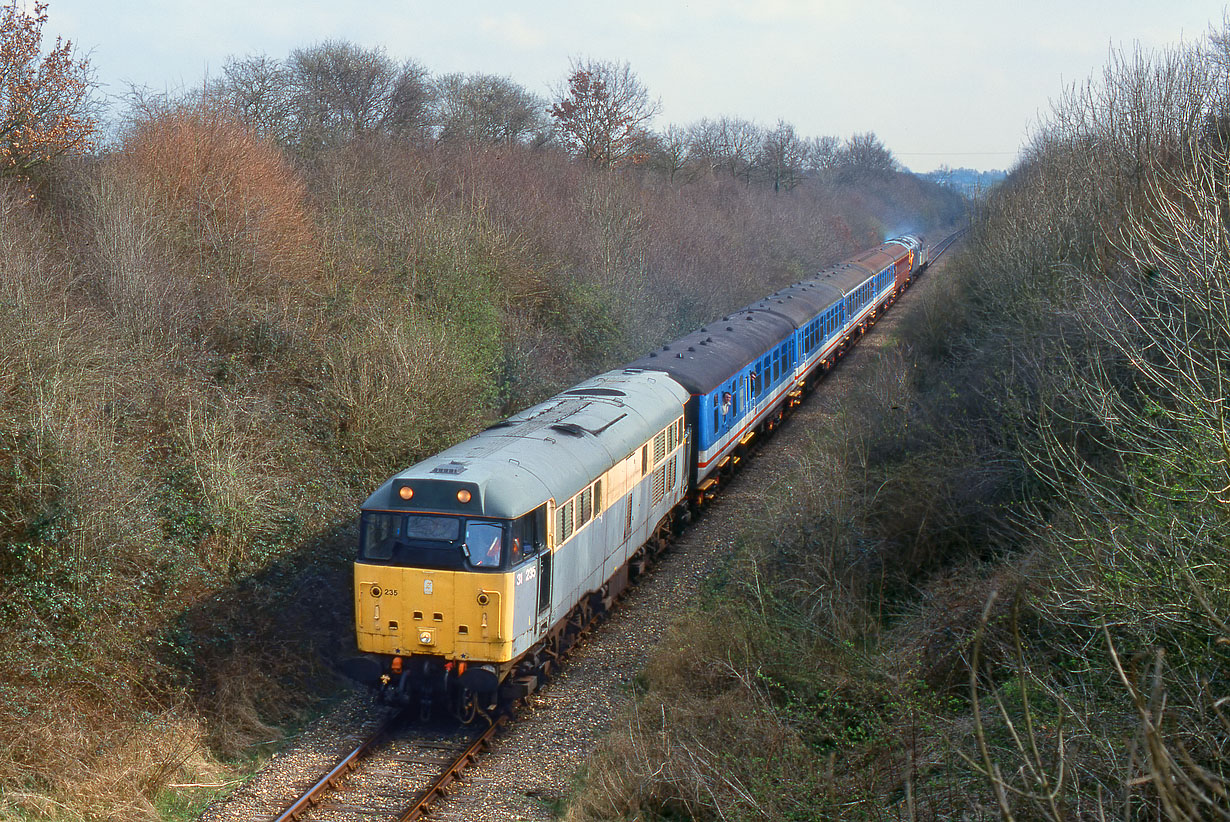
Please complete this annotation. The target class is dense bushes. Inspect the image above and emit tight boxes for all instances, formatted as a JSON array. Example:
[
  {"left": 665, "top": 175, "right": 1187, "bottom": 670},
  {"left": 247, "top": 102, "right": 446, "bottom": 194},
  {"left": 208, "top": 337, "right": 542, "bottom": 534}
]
[{"left": 567, "top": 31, "right": 1229, "bottom": 822}]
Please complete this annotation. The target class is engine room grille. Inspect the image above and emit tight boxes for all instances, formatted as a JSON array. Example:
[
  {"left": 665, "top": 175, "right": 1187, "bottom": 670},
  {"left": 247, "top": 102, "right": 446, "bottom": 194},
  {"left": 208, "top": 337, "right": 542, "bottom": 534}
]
[
  {"left": 653, "top": 431, "right": 666, "bottom": 464},
  {"left": 652, "top": 465, "right": 666, "bottom": 505},
  {"left": 557, "top": 500, "right": 574, "bottom": 542}
]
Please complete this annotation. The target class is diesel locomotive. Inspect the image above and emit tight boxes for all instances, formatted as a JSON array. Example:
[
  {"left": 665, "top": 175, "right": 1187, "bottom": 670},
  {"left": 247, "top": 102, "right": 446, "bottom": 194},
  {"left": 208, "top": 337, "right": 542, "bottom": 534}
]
[{"left": 344, "top": 235, "right": 927, "bottom": 720}]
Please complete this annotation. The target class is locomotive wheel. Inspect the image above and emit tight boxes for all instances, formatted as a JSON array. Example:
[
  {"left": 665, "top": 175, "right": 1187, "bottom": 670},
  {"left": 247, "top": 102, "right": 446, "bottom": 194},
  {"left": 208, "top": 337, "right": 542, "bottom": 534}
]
[{"left": 453, "top": 687, "right": 478, "bottom": 724}]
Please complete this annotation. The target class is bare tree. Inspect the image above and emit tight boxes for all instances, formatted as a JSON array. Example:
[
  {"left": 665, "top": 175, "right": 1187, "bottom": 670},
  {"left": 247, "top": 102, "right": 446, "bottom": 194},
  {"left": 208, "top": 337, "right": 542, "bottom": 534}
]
[
  {"left": 683, "top": 116, "right": 762, "bottom": 183},
  {"left": 648, "top": 123, "right": 691, "bottom": 182},
  {"left": 213, "top": 53, "right": 294, "bottom": 144},
  {"left": 434, "top": 72, "right": 546, "bottom": 145},
  {"left": 718, "top": 117, "right": 763, "bottom": 184},
  {"left": 287, "top": 40, "right": 432, "bottom": 149},
  {"left": 684, "top": 117, "right": 724, "bottom": 173},
  {"left": 550, "top": 58, "right": 660, "bottom": 167},
  {"left": 803, "top": 135, "right": 841, "bottom": 172},
  {"left": 834, "top": 132, "right": 898, "bottom": 178},
  {"left": 757, "top": 119, "right": 806, "bottom": 192}
]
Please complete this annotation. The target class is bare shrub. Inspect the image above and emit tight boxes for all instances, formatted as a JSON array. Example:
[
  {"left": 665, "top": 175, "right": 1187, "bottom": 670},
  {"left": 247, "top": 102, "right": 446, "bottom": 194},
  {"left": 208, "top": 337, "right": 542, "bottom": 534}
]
[
  {"left": 0, "top": 179, "right": 59, "bottom": 311},
  {"left": 117, "top": 104, "right": 320, "bottom": 291},
  {"left": 320, "top": 301, "right": 492, "bottom": 483},
  {"left": 88, "top": 161, "right": 192, "bottom": 345}
]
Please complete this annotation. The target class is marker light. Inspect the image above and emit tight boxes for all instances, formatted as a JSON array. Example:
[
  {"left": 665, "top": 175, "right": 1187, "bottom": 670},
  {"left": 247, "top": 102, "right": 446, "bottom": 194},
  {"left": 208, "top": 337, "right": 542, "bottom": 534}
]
[
  {"left": 398, "top": 486, "right": 414, "bottom": 500},
  {"left": 456, "top": 489, "right": 472, "bottom": 503}
]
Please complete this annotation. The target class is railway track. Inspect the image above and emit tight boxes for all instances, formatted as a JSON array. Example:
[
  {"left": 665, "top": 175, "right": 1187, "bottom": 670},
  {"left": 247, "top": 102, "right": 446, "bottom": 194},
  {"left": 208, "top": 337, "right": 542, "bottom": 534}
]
[
  {"left": 208, "top": 227, "right": 967, "bottom": 822},
  {"left": 268, "top": 711, "right": 504, "bottom": 822},
  {"left": 265, "top": 559, "right": 622, "bottom": 821},
  {"left": 928, "top": 226, "right": 965, "bottom": 262}
]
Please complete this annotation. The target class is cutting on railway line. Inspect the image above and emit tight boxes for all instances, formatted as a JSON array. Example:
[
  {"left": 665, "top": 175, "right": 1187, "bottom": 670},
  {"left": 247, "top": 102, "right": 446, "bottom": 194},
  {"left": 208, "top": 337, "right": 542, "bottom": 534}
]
[{"left": 340, "top": 234, "right": 942, "bottom": 723}]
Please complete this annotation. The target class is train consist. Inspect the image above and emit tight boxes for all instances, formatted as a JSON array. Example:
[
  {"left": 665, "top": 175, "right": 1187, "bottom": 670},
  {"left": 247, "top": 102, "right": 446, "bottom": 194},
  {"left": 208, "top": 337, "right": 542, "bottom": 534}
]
[{"left": 343, "top": 235, "right": 928, "bottom": 720}]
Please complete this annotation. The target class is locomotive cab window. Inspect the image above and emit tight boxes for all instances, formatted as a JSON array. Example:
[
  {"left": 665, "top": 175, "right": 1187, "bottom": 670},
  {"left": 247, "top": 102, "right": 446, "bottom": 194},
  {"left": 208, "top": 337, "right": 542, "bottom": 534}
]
[
  {"left": 359, "top": 511, "right": 511, "bottom": 572},
  {"left": 465, "top": 520, "right": 504, "bottom": 568}
]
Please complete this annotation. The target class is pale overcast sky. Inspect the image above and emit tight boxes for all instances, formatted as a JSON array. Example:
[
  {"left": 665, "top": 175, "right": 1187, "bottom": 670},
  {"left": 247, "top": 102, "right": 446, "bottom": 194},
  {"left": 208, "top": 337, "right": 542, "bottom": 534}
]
[{"left": 43, "top": 0, "right": 1230, "bottom": 172}]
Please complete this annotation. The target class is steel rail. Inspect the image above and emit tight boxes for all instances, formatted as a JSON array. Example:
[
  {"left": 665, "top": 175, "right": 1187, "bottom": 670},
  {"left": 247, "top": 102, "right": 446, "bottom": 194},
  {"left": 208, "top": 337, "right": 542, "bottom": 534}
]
[
  {"left": 270, "top": 711, "right": 402, "bottom": 822},
  {"left": 397, "top": 714, "right": 509, "bottom": 821}
]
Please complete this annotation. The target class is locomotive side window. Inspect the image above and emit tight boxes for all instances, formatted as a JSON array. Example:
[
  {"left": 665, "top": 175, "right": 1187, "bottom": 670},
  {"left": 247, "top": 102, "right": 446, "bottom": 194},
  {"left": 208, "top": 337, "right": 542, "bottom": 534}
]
[{"left": 510, "top": 505, "right": 545, "bottom": 566}]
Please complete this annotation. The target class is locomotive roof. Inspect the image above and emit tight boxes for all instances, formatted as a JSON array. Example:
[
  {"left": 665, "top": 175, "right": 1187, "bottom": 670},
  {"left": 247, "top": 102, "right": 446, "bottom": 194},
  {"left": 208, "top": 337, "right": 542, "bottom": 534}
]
[
  {"left": 847, "top": 239, "right": 914, "bottom": 273},
  {"left": 361, "top": 369, "right": 688, "bottom": 519}
]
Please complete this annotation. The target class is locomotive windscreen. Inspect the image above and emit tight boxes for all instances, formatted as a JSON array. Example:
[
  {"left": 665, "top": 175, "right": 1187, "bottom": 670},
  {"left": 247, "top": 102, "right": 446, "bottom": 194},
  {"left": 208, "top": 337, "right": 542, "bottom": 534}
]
[{"left": 359, "top": 512, "right": 509, "bottom": 571}]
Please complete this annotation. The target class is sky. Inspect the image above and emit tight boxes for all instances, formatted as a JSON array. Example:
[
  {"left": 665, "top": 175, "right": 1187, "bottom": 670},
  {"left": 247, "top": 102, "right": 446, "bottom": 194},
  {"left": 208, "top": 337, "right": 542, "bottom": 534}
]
[{"left": 40, "top": 0, "right": 1230, "bottom": 172}]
